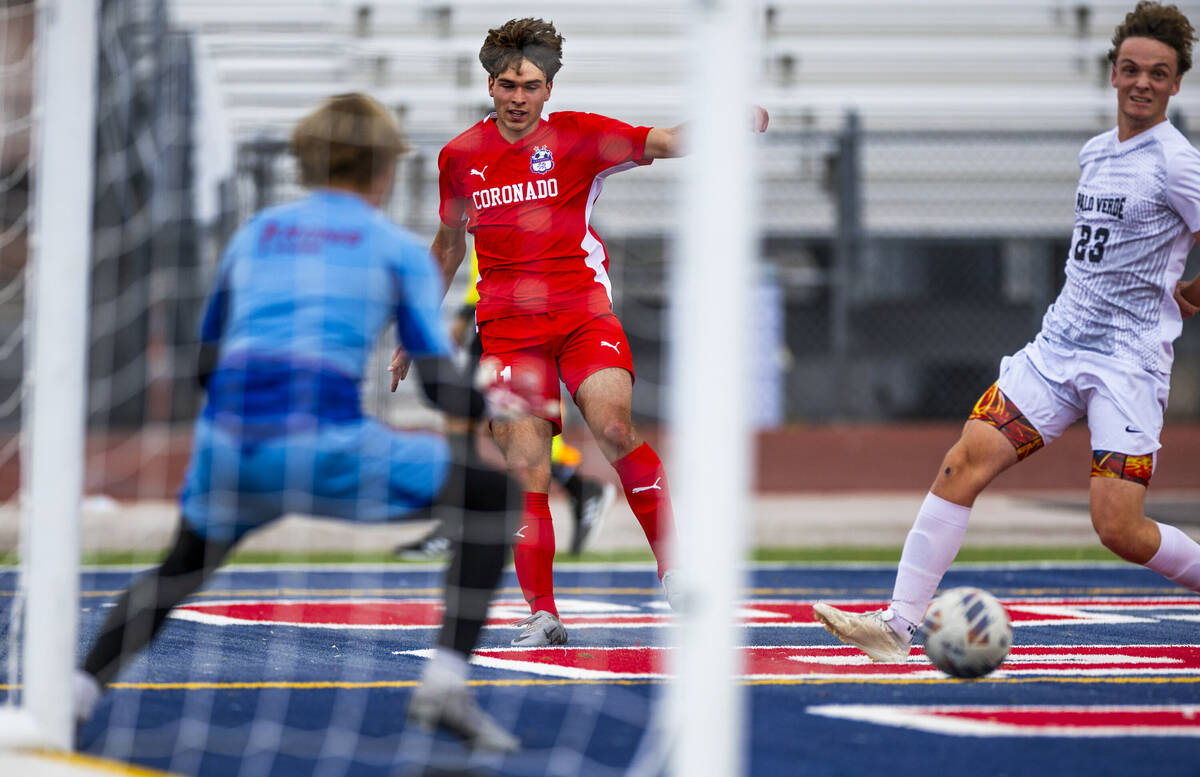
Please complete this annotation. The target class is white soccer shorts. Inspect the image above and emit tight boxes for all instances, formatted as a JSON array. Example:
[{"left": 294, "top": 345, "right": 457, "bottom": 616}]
[{"left": 995, "top": 334, "right": 1169, "bottom": 457}]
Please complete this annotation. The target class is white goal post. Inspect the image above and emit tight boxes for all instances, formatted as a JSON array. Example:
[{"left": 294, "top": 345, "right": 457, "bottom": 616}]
[
  {"left": 0, "top": 0, "right": 97, "bottom": 752},
  {"left": 668, "top": 1, "right": 756, "bottom": 776}
]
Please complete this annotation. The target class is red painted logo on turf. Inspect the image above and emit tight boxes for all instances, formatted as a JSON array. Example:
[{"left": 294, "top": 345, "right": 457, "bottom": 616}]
[
  {"left": 392, "top": 644, "right": 1200, "bottom": 681},
  {"left": 171, "top": 597, "right": 1200, "bottom": 631}
]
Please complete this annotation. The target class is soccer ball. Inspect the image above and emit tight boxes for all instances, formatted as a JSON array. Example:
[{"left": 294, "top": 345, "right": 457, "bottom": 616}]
[{"left": 919, "top": 587, "right": 1012, "bottom": 678}]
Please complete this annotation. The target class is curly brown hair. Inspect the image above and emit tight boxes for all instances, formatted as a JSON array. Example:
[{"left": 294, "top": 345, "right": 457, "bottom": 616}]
[
  {"left": 479, "top": 18, "right": 564, "bottom": 82},
  {"left": 1108, "top": 1, "right": 1196, "bottom": 75},
  {"left": 290, "top": 93, "right": 408, "bottom": 189}
]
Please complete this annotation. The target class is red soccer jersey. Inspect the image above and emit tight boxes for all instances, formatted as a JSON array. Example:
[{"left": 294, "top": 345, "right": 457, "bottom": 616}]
[{"left": 438, "top": 111, "right": 652, "bottom": 323}]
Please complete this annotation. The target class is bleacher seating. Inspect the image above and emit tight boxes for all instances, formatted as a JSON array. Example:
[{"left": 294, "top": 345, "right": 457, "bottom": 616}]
[
  {"left": 168, "top": 0, "right": 1200, "bottom": 238},
  {"left": 170, "top": 0, "right": 1200, "bottom": 136}
]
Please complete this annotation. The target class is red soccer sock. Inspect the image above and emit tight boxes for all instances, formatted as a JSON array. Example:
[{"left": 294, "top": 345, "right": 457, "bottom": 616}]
[
  {"left": 613, "top": 443, "right": 676, "bottom": 579},
  {"left": 512, "top": 492, "right": 558, "bottom": 616}
]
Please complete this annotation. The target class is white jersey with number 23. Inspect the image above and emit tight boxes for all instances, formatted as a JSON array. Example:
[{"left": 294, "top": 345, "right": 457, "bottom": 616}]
[{"left": 1040, "top": 120, "right": 1200, "bottom": 375}]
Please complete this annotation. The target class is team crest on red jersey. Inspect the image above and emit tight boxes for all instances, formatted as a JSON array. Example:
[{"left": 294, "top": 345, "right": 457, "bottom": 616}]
[{"left": 530, "top": 145, "right": 554, "bottom": 174}]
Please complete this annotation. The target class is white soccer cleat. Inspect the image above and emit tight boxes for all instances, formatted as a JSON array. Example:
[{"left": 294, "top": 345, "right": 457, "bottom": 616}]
[
  {"left": 661, "top": 568, "right": 686, "bottom": 613},
  {"left": 73, "top": 669, "right": 101, "bottom": 723},
  {"left": 511, "top": 610, "right": 568, "bottom": 647},
  {"left": 812, "top": 603, "right": 912, "bottom": 664},
  {"left": 394, "top": 533, "right": 451, "bottom": 561},
  {"left": 569, "top": 481, "right": 616, "bottom": 555},
  {"left": 407, "top": 682, "right": 520, "bottom": 753}
]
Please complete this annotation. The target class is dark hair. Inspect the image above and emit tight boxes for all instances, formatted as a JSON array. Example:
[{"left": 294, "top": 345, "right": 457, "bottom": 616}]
[
  {"left": 479, "top": 18, "right": 564, "bottom": 82},
  {"left": 1108, "top": 1, "right": 1196, "bottom": 75},
  {"left": 290, "top": 93, "right": 408, "bottom": 189}
]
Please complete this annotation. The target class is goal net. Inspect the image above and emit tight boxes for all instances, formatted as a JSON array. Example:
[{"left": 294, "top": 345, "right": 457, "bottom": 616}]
[
  {"left": 1, "top": 0, "right": 755, "bottom": 774},
  {"left": 1, "top": 0, "right": 228, "bottom": 754}
]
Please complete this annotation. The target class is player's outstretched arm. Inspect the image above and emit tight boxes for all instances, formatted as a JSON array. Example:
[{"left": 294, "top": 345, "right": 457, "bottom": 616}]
[
  {"left": 432, "top": 222, "right": 468, "bottom": 294},
  {"left": 390, "top": 223, "right": 470, "bottom": 388},
  {"left": 644, "top": 124, "right": 686, "bottom": 160},
  {"left": 643, "top": 105, "right": 769, "bottom": 160}
]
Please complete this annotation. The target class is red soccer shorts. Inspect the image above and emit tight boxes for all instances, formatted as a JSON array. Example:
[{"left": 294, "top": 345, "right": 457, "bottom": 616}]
[{"left": 477, "top": 310, "right": 635, "bottom": 434}]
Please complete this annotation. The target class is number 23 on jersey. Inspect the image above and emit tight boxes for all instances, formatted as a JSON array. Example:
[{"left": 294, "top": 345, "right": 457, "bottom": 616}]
[{"left": 1073, "top": 223, "right": 1111, "bottom": 263}]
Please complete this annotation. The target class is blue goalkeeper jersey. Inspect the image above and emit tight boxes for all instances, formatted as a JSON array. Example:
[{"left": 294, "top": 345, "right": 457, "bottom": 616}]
[{"left": 198, "top": 189, "right": 450, "bottom": 424}]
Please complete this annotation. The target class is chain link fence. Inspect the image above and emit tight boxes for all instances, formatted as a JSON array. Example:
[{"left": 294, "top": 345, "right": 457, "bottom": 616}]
[{"left": 234, "top": 114, "right": 1200, "bottom": 425}]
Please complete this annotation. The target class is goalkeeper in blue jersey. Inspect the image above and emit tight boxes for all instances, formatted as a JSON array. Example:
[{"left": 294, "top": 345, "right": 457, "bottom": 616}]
[{"left": 74, "top": 93, "right": 523, "bottom": 752}]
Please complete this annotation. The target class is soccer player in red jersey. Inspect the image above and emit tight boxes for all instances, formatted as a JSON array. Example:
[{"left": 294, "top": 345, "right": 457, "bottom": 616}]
[{"left": 392, "top": 17, "right": 766, "bottom": 646}]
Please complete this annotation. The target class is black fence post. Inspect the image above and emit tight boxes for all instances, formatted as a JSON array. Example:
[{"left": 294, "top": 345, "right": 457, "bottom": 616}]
[{"left": 831, "top": 110, "right": 862, "bottom": 417}]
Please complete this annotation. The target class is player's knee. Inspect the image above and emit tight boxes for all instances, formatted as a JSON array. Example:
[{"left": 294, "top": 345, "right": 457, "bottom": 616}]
[
  {"left": 1092, "top": 517, "right": 1141, "bottom": 562},
  {"left": 938, "top": 443, "right": 990, "bottom": 487},
  {"left": 1094, "top": 527, "right": 1124, "bottom": 557},
  {"left": 595, "top": 419, "right": 637, "bottom": 455},
  {"left": 505, "top": 454, "right": 551, "bottom": 491},
  {"left": 939, "top": 444, "right": 969, "bottom": 477},
  {"left": 1090, "top": 501, "right": 1157, "bottom": 562},
  {"left": 160, "top": 520, "right": 232, "bottom": 578},
  {"left": 1089, "top": 456, "right": 1155, "bottom": 564}
]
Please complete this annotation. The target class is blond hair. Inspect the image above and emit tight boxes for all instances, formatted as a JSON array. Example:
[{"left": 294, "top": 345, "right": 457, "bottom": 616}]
[{"left": 290, "top": 93, "right": 408, "bottom": 189}]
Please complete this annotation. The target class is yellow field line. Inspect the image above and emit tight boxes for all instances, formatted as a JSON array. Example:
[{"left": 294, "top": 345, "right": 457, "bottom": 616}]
[
  {"left": 108, "top": 679, "right": 652, "bottom": 690},
  {"left": 78, "top": 589, "right": 446, "bottom": 598},
  {"left": 25, "top": 749, "right": 183, "bottom": 776}
]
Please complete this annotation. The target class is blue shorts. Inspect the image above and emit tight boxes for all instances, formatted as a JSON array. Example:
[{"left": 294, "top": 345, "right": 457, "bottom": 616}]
[{"left": 179, "top": 414, "right": 451, "bottom": 544}]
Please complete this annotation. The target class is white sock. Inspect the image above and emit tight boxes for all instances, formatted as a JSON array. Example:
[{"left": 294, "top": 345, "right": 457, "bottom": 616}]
[
  {"left": 1145, "top": 522, "right": 1200, "bottom": 593},
  {"left": 420, "top": 647, "right": 470, "bottom": 692},
  {"left": 887, "top": 492, "right": 971, "bottom": 637},
  {"left": 73, "top": 669, "right": 101, "bottom": 723}
]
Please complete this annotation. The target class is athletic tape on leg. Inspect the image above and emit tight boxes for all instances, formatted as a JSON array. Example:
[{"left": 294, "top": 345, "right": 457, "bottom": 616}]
[
  {"left": 968, "top": 383, "right": 1044, "bottom": 460},
  {"left": 1090, "top": 450, "right": 1153, "bottom": 487}
]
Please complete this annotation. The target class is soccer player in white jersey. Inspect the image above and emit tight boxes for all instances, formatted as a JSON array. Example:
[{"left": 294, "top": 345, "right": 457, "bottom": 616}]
[{"left": 814, "top": 1, "right": 1200, "bottom": 663}]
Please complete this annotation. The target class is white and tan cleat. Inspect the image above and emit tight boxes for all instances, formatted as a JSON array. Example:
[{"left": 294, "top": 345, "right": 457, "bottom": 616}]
[{"left": 812, "top": 603, "right": 911, "bottom": 664}]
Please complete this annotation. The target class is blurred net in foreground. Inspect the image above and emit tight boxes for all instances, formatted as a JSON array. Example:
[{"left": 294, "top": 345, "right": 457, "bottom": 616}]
[{"left": 3, "top": 2, "right": 672, "bottom": 775}]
